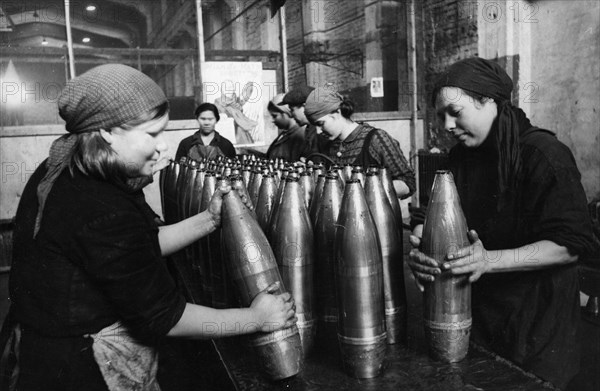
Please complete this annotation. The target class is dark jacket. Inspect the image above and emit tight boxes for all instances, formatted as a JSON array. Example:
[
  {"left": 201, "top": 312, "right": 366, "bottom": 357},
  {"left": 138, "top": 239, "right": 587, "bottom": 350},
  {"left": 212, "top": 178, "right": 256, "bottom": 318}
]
[
  {"left": 176, "top": 130, "right": 236, "bottom": 160},
  {"left": 413, "top": 127, "right": 599, "bottom": 388},
  {"left": 266, "top": 124, "right": 306, "bottom": 162},
  {"left": 10, "top": 164, "right": 186, "bottom": 341}
]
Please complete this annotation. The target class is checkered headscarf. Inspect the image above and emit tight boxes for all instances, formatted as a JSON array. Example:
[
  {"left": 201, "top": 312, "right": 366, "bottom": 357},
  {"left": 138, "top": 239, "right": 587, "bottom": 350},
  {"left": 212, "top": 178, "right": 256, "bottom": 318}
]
[{"left": 34, "top": 64, "right": 167, "bottom": 237}]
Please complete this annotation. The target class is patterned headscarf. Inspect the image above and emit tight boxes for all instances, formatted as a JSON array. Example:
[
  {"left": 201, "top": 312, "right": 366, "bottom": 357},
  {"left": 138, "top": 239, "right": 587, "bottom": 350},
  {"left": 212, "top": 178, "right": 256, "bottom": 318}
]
[
  {"left": 304, "top": 87, "right": 344, "bottom": 124},
  {"left": 270, "top": 93, "right": 292, "bottom": 116},
  {"left": 34, "top": 64, "right": 168, "bottom": 237}
]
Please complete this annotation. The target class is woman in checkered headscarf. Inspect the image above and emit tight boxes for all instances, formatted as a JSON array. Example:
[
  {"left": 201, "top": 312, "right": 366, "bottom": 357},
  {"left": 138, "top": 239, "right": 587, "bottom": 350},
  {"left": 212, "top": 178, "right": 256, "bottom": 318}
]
[
  {"left": 303, "top": 87, "right": 416, "bottom": 199},
  {"left": 4, "top": 64, "right": 295, "bottom": 391}
]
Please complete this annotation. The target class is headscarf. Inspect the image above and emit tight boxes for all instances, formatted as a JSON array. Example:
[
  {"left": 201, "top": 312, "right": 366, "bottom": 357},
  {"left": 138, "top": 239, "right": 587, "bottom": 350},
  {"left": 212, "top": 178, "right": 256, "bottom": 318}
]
[
  {"left": 34, "top": 64, "right": 168, "bottom": 237},
  {"left": 433, "top": 57, "right": 532, "bottom": 210},
  {"left": 304, "top": 87, "right": 344, "bottom": 124},
  {"left": 279, "top": 85, "right": 314, "bottom": 107},
  {"left": 269, "top": 93, "right": 292, "bottom": 116},
  {"left": 432, "top": 57, "right": 513, "bottom": 104}
]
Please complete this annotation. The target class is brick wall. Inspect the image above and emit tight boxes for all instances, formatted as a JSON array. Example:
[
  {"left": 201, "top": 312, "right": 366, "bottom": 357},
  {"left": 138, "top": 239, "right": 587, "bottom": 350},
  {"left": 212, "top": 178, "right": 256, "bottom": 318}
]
[
  {"left": 285, "top": 1, "right": 307, "bottom": 86},
  {"left": 421, "top": 0, "right": 479, "bottom": 150}
]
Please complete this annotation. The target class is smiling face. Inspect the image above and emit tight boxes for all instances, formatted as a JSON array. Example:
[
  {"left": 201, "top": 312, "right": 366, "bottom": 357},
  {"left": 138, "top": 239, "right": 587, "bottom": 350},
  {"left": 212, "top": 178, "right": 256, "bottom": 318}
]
[
  {"left": 197, "top": 110, "right": 218, "bottom": 136},
  {"left": 105, "top": 114, "right": 169, "bottom": 177},
  {"left": 435, "top": 87, "right": 498, "bottom": 148}
]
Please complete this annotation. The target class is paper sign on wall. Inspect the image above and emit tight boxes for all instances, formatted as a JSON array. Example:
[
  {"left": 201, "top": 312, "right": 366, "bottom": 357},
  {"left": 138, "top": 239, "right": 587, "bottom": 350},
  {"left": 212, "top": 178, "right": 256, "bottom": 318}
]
[{"left": 370, "top": 77, "right": 384, "bottom": 98}]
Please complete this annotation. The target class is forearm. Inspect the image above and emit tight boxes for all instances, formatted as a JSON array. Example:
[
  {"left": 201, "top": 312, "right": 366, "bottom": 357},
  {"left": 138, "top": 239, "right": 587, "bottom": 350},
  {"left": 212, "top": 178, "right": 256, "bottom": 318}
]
[
  {"left": 483, "top": 240, "right": 578, "bottom": 273},
  {"left": 167, "top": 303, "right": 260, "bottom": 339},
  {"left": 393, "top": 179, "right": 410, "bottom": 199},
  {"left": 158, "top": 211, "right": 217, "bottom": 256},
  {"left": 412, "top": 224, "right": 423, "bottom": 239}
]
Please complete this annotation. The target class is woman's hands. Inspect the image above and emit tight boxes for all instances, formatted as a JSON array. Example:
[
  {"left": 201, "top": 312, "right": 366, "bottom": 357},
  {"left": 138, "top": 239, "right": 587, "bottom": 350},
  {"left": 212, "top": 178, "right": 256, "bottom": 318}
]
[
  {"left": 207, "top": 182, "right": 254, "bottom": 228},
  {"left": 250, "top": 282, "right": 297, "bottom": 332},
  {"left": 408, "top": 228, "right": 492, "bottom": 291},
  {"left": 168, "top": 283, "right": 296, "bottom": 338},
  {"left": 407, "top": 234, "right": 440, "bottom": 292},
  {"left": 444, "top": 230, "right": 493, "bottom": 283}
]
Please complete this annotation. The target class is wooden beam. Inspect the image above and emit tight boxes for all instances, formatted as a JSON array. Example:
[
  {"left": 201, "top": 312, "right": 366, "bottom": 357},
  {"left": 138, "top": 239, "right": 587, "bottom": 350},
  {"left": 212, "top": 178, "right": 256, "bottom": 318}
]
[{"left": 149, "top": 0, "right": 194, "bottom": 47}]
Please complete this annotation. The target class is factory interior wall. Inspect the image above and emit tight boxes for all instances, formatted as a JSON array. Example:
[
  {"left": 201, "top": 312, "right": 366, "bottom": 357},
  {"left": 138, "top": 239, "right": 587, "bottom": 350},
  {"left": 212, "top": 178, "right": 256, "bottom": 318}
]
[{"left": 0, "top": 118, "right": 422, "bottom": 222}]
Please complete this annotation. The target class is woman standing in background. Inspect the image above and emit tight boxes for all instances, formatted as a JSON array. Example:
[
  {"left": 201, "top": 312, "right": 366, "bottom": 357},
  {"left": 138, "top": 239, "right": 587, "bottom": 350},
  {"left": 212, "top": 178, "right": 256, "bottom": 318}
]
[{"left": 176, "top": 102, "right": 236, "bottom": 161}]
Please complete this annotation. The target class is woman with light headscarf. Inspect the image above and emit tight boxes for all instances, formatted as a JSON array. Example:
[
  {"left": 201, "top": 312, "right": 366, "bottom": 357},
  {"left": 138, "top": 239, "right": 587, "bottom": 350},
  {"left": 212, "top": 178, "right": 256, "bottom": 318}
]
[
  {"left": 408, "top": 57, "right": 599, "bottom": 389},
  {"left": 3, "top": 64, "right": 295, "bottom": 391},
  {"left": 266, "top": 93, "right": 306, "bottom": 162},
  {"left": 303, "top": 87, "right": 415, "bottom": 198}
]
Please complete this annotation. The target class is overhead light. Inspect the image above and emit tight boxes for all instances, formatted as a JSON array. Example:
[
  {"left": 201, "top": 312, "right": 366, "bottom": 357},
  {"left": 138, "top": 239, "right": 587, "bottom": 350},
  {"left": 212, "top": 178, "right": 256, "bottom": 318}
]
[
  {"left": 82, "top": 37, "right": 91, "bottom": 43},
  {"left": 42, "top": 37, "right": 48, "bottom": 45},
  {"left": 2, "top": 60, "right": 22, "bottom": 108},
  {"left": 86, "top": 5, "right": 96, "bottom": 11}
]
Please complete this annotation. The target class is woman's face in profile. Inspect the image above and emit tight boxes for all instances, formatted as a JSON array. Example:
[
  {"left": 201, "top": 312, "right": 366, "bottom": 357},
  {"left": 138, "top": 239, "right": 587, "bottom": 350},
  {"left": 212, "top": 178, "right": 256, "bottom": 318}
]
[
  {"left": 313, "top": 111, "right": 342, "bottom": 141},
  {"left": 270, "top": 110, "right": 290, "bottom": 129},
  {"left": 107, "top": 114, "right": 169, "bottom": 177},
  {"left": 197, "top": 110, "right": 218, "bottom": 135},
  {"left": 435, "top": 87, "right": 497, "bottom": 148}
]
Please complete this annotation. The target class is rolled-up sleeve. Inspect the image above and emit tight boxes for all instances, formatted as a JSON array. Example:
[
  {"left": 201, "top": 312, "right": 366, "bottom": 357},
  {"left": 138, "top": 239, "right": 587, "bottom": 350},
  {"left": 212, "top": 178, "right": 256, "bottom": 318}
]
[
  {"left": 74, "top": 210, "right": 186, "bottom": 339},
  {"left": 369, "top": 130, "right": 416, "bottom": 197},
  {"left": 523, "top": 141, "right": 600, "bottom": 256}
]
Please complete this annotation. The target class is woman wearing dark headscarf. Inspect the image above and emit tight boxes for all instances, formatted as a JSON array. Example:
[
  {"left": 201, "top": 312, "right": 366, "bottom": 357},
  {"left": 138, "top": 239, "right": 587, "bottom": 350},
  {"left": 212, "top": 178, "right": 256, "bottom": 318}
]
[
  {"left": 408, "top": 57, "right": 599, "bottom": 389},
  {"left": 175, "top": 102, "right": 236, "bottom": 161},
  {"left": 266, "top": 93, "right": 306, "bottom": 162},
  {"left": 5, "top": 64, "right": 295, "bottom": 391},
  {"left": 303, "top": 87, "right": 415, "bottom": 198}
]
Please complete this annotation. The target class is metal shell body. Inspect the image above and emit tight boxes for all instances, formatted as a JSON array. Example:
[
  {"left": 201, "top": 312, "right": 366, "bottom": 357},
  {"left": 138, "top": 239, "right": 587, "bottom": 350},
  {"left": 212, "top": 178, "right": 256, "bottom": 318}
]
[
  {"left": 309, "top": 174, "right": 326, "bottom": 226},
  {"left": 268, "top": 178, "right": 316, "bottom": 357},
  {"left": 197, "top": 173, "right": 217, "bottom": 305},
  {"left": 255, "top": 174, "right": 278, "bottom": 232},
  {"left": 178, "top": 160, "right": 196, "bottom": 221},
  {"left": 211, "top": 177, "right": 231, "bottom": 308},
  {"left": 299, "top": 172, "right": 314, "bottom": 208},
  {"left": 335, "top": 180, "right": 386, "bottom": 378},
  {"left": 378, "top": 167, "right": 403, "bottom": 230},
  {"left": 163, "top": 161, "right": 180, "bottom": 224},
  {"left": 221, "top": 190, "right": 303, "bottom": 380},
  {"left": 159, "top": 161, "right": 168, "bottom": 220},
  {"left": 313, "top": 174, "right": 343, "bottom": 341},
  {"left": 248, "top": 168, "right": 263, "bottom": 207},
  {"left": 187, "top": 169, "right": 205, "bottom": 217},
  {"left": 364, "top": 172, "right": 407, "bottom": 345},
  {"left": 421, "top": 170, "right": 471, "bottom": 363}
]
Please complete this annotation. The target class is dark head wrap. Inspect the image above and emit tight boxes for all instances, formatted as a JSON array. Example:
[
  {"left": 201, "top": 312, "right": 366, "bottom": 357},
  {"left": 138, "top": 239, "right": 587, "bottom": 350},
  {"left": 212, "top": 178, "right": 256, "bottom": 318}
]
[
  {"left": 304, "top": 87, "right": 344, "bottom": 124},
  {"left": 432, "top": 57, "right": 513, "bottom": 104},
  {"left": 433, "top": 57, "right": 533, "bottom": 210},
  {"left": 34, "top": 64, "right": 168, "bottom": 237},
  {"left": 280, "top": 85, "right": 315, "bottom": 106}
]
